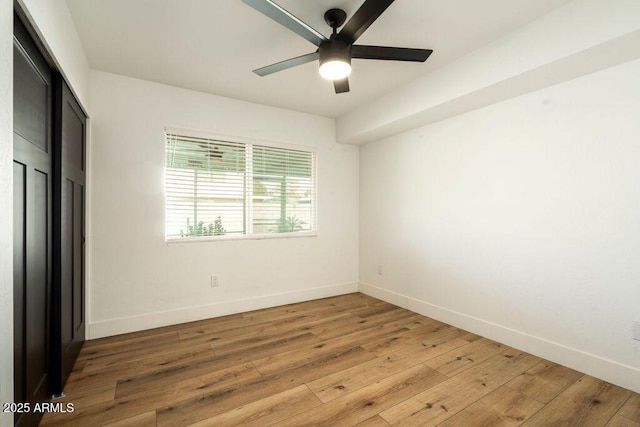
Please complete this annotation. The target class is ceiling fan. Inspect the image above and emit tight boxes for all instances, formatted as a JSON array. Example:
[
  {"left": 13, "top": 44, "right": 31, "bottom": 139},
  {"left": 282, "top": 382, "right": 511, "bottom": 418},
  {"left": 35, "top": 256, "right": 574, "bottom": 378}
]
[{"left": 241, "top": 0, "right": 433, "bottom": 93}]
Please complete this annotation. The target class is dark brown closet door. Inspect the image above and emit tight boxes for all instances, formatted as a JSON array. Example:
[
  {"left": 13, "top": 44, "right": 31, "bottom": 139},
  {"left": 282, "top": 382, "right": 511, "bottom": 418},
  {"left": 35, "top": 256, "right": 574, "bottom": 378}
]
[
  {"left": 13, "top": 14, "right": 53, "bottom": 427},
  {"left": 53, "top": 80, "right": 86, "bottom": 390}
]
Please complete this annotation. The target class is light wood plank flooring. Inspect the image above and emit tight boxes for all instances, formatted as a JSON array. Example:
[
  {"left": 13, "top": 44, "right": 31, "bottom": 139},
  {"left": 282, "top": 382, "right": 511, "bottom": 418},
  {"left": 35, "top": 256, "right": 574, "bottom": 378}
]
[{"left": 41, "top": 293, "right": 640, "bottom": 426}]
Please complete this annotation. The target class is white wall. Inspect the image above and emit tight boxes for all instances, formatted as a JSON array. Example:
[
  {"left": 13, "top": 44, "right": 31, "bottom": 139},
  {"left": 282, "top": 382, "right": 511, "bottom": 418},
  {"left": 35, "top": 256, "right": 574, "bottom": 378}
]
[
  {"left": 88, "top": 70, "right": 359, "bottom": 338},
  {"left": 0, "top": 1, "right": 14, "bottom": 424},
  {"left": 359, "top": 58, "right": 640, "bottom": 392}
]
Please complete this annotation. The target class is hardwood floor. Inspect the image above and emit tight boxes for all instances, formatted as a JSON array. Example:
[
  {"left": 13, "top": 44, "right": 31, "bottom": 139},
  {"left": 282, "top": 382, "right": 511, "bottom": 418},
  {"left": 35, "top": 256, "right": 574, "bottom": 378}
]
[{"left": 41, "top": 293, "right": 640, "bottom": 426}]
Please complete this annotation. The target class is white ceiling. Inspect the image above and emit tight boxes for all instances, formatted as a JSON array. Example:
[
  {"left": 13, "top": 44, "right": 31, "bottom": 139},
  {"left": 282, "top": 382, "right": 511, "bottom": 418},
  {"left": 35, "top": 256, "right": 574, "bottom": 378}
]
[{"left": 66, "top": 0, "right": 571, "bottom": 118}]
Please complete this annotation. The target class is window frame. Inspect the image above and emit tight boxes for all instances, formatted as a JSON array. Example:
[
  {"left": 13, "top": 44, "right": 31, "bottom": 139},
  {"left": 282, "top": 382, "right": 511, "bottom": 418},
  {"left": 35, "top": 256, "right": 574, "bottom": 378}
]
[{"left": 164, "top": 127, "right": 318, "bottom": 243}]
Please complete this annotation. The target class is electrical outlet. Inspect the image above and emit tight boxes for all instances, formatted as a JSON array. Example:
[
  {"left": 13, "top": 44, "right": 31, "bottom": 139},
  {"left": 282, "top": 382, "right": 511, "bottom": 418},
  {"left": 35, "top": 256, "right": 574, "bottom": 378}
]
[
  {"left": 210, "top": 275, "right": 219, "bottom": 288},
  {"left": 376, "top": 265, "right": 383, "bottom": 276},
  {"left": 633, "top": 320, "right": 640, "bottom": 341}
]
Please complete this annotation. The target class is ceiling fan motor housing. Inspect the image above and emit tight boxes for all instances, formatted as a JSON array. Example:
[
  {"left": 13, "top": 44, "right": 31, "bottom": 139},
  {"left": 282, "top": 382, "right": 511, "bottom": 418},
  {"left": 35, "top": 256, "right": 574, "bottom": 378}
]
[{"left": 319, "top": 37, "right": 351, "bottom": 66}]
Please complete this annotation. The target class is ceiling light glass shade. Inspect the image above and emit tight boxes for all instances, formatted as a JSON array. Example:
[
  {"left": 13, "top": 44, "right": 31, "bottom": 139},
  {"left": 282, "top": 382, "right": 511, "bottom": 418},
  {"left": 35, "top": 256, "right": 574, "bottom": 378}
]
[{"left": 319, "top": 60, "right": 352, "bottom": 80}]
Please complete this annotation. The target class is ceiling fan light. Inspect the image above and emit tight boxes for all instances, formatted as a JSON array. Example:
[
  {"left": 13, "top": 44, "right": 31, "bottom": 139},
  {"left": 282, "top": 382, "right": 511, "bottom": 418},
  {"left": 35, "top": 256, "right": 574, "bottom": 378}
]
[
  {"left": 318, "top": 38, "right": 352, "bottom": 81},
  {"left": 319, "top": 60, "right": 352, "bottom": 80}
]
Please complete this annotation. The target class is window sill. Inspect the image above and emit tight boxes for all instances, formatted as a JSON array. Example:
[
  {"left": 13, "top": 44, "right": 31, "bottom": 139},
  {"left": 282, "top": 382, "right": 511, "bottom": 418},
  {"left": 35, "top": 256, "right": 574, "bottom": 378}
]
[{"left": 165, "top": 230, "right": 318, "bottom": 244}]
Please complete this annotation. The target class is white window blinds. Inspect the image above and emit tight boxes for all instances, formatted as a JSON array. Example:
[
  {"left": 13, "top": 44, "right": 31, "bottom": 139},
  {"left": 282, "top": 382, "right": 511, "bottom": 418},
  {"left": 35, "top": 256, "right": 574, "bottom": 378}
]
[{"left": 165, "top": 132, "right": 316, "bottom": 240}]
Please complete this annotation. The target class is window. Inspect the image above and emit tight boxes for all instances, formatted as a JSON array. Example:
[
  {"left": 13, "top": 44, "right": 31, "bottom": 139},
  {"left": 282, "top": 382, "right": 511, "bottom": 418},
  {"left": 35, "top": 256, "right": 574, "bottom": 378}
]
[{"left": 165, "top": 130, "right": 317, "bottom": 241}]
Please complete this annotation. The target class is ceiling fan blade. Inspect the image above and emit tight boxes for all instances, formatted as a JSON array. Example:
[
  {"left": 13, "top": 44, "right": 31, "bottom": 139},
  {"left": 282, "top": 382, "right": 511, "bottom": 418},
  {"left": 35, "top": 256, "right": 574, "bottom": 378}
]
[
  {"left": 253, "top": 52, "right": 319, "bottom": 76},
  {"left": 333, "top": 78, "right": 350, "bottom": 94},
  {"left": 352, "top": 45, "right": 433, "bottom": 62},
  {"left": 242, "top": 0, "right": 328, "bottom": 46},
  {"left": 339, "top": 0, "right": 394, "bottom": 43}
]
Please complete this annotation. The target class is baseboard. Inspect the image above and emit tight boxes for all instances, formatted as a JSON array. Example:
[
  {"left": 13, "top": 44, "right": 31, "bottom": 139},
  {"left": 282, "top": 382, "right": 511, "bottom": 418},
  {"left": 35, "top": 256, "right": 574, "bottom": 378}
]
[
  {"left": 88, "top": 282, "right": 358, "bottom": 339},
  {"left": 358, "top": 281, "right": 640, "bottom": 394}
]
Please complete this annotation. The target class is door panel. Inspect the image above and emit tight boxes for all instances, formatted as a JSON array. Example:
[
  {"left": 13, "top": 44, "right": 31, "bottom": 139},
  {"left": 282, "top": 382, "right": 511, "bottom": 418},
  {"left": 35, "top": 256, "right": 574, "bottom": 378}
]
[
  {"left": 64, "top": 99, "right": 85, "bottom": 171},
  {"left": 56, "top": 80, "right": 87, "bottom": 389},
  {"left": 13, "top": 14, "right": 53, "bottom": 427},
  {"left": 62, "top": 179, "right": 73, "bottom": 350},
  {"left": 13, "top": 39, "right": 49, "bottom": 152},
  {"left": 73, "top": 184, "right": 85, "bottom": 338},
  {"left": 26, "top": 170, "right": 50, "bottom": 399}
]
